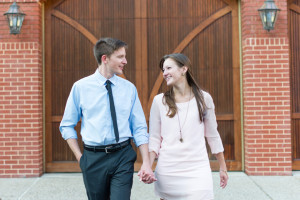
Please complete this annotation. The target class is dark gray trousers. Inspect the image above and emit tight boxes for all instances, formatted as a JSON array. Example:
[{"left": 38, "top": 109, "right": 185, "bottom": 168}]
[{"left": 79, "top": 144, "right": 137, "bottom": 200}]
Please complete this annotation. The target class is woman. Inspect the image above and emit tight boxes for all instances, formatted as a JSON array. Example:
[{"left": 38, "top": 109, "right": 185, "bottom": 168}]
[{"left": 148, "top": 53, "right": 228, "bottom": 200}]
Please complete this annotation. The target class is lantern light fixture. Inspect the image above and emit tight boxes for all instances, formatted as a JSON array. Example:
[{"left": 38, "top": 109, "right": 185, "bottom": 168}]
[
  {"left": 4, "top": 1, "right": 26, "bottom": 35},
  {"left": 258, "top": 0, "right": 280, "bottom": 31}
]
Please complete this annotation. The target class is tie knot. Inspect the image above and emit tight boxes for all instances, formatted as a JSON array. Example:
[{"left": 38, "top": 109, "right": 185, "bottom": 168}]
[
  {"left": 105, "top": 80, "right": 112, "bottom": 90},
  {"left": 106, "top": 80, "right": 111, "bottom": 85}
]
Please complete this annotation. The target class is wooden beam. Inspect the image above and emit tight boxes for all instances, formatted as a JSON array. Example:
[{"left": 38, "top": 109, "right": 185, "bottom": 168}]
[
  {"left": 216, "top": 114, "right": 234, "bottom": 121},
  {"left": 51, "top": 10, "right": 98, "bottom": 45},
  {"left": 292, "top": 113, "right": 300, "bottom": 119},
  {"left": 290, "top": 4, "right": 300, "bottom": 14}
]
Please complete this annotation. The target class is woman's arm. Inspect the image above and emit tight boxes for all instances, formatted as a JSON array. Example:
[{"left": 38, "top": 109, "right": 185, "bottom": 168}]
[
  {"left": 215, "top": 152, "right": 228, "bottom": 189},
  {"left": 139, "top": 96, "right": 162, "bottom": 184},
  {"left": 203, "top": 92, "right": 228, "bottom": 188},
  {"left": 149, "top": 151, "right": 157, "bottom": 168}
]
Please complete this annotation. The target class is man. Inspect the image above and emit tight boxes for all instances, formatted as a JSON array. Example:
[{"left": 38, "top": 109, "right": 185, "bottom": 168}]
[{"left": 59, "top": 38, "right": 154, "bottom": 200}]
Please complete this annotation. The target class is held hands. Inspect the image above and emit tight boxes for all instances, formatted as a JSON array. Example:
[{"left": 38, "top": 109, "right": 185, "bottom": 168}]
[
  {"left": 137, "top": 163, "right": 157, "bottom": 184},
  {"left": 219, "top": 169, "right": 229, "bottom": 189}
]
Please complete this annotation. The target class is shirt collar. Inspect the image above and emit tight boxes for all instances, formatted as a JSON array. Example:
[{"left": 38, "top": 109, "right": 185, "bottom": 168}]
[{"left": 94, "top": 70, "right": 118, "bottom": 86}]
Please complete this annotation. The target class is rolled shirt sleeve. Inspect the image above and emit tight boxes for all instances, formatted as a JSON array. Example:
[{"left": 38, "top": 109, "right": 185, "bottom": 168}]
[
  {"left": 129, "top": 87, "right": 149, "bottom": 147},
  {"left": 59, "top": 83, "right": 81, "bottom": 140},
  {"left": 203, "top": 92, "right": 224, "bottom": 154}
]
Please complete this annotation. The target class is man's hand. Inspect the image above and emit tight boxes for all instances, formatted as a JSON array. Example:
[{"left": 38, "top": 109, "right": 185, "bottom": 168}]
[
  {"left": 137, "top": 143, "right": 157, "bottom": 184},
  {"left": 137, "top": 163, "right": 157, "bottom": 184},
  {"left": 66, "top": 138, "right": 82, "bottom": 163}
]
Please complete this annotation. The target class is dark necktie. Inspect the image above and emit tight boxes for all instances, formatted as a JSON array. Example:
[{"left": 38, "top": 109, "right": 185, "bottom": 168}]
[{"left": 105, "top": 80, "right": 119, "bottom": 142}]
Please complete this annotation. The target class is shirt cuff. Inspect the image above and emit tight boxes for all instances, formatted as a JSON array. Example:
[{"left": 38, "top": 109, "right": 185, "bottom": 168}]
[
  {"left": 133, "top": 133, "right": 149, "bottom": 147},
  {"left": 60, "top": 127, "right": 78, "bottom": 140}
]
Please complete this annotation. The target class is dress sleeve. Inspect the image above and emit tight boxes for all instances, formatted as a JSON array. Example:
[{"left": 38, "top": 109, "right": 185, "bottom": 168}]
[
  {"left": 204, "top": 92, "right": 224, "bottom": 154},
  {"left": 149, "top": 96, "right": 162, "bottom": 155}
]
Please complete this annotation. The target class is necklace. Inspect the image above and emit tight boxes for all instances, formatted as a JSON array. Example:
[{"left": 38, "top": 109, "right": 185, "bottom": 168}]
[{"left": 176, "top": 89, "right": 192, "bottom": 143}]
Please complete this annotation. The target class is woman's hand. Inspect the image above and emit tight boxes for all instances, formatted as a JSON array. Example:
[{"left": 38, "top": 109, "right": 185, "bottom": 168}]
[
  {"left": 137, "top": 167, "right": 157, "bottom": 184},
  {"left": 219, "top": 169, "right": 228, "bottom": 189}
]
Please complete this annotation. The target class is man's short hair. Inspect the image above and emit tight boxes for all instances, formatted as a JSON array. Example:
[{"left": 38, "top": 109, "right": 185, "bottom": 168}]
[{"left": 93, "top": 38, "right": 128, "bottom": 65}]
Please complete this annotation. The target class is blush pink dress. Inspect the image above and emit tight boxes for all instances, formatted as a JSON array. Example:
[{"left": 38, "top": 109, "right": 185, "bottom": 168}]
[{"left": 149, "top": 91, "right": 224, "bottom": 200}]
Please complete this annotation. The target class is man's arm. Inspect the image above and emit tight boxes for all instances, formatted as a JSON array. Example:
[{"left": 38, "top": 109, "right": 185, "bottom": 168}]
[
  {"left": 60, "top": 83, "right": 81, "bottom": 141},
  {"left": 137, "top": 144, "right": 156, "bottom": 182},
  {"left": 66, "top": 138, "right": 82, "bottom": 162},
  {"left": 128, "top": 87, "right": 156, "bottom": 182}
]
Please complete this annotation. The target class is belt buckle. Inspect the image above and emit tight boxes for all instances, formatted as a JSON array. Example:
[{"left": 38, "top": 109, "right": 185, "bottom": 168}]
[{"left": 105, "top": 146, "right": 113, "bottom": 153}]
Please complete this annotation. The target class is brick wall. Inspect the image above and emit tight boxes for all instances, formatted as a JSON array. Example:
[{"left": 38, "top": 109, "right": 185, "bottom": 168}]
[
  {"left": 241, "top": 0, "right": 292, "bottom": 175},
  {"left": 0, "top": 1, "right": 43, "bottom": 178}
]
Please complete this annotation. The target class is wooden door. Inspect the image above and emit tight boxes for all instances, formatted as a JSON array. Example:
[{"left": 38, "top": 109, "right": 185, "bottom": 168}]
[
  {"left": 45, "top": 0, "right": 241, "bottom": 172},
  {"left": 289, "top": 0, "right": 300, "bottom": 170}
]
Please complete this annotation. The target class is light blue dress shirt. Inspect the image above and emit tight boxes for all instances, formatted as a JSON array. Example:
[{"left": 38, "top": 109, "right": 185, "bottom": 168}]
[{"left": 59, "top": 70, "right": 149, "bottom": 146}]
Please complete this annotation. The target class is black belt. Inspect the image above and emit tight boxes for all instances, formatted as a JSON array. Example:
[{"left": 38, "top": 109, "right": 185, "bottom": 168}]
[{"left": 83, "top": 139, "right": 130, "bottom": 153}]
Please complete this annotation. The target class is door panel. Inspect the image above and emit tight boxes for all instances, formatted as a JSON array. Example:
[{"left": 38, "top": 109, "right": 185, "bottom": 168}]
[
  {"left": 289, "top": 0, "right": 300, "bottom": 170},
  {"left": 45, "top": 0, "right": 241, "bottom": 172}
]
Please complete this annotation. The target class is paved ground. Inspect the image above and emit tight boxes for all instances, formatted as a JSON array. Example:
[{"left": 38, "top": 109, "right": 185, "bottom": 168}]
[{"left": 0, "top": 172, "right": 300, "bottom": 200}]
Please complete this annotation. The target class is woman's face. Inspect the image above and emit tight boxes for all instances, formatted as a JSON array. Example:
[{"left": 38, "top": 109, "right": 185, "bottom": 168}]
[{"left": 162, "top": 58, "right": 186, "bottom": 86}]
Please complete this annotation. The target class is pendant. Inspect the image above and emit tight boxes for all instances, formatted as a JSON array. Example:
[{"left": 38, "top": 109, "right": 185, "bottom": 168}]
[{"left": 180, "top": 138, "right": 183, "bottom": 143}]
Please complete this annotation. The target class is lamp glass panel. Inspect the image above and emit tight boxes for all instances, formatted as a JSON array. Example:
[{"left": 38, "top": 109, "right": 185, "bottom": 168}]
[
  {"left": 19, "top": 15, "right": 25, "bottom": 28},
  {"left": 259, "top": 11, "right": 266, "bottom": 24},
  {"left": 266, "top": 11, "right": 272, "bottom": 28},
  {"left": 12, "top": 14, "right": 17, "bottom": 28},
  {"left": 8, "top": 15, "right": 13, "bottom": 27}
]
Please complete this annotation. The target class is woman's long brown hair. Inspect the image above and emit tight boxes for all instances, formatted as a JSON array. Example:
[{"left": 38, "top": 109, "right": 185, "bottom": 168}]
[{"left": 159, "top": 53, "right": 207, "bottom": 122}]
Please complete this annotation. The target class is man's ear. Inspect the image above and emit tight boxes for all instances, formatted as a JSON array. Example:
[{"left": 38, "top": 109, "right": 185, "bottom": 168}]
[{"left": 101, "top": 55, "right": 107, "bottom": 64}]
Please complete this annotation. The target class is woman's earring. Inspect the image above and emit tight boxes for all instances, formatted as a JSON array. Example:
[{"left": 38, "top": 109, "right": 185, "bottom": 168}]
[{"left": 182, "top": 73, "right": 185, "bottom": 76}]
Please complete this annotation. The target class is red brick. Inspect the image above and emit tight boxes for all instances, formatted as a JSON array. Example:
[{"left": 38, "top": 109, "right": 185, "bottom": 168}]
[{"left": 264, "top": 163, "right": 278, "bottom": 167}]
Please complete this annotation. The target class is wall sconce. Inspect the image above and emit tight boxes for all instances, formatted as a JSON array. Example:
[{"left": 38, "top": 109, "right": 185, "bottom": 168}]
[
  {"left": 258, "top": 0, "right": 280, "bottom": 31},
  {"left": 4, "top": 1, "right": 26, "bottom": 35}
]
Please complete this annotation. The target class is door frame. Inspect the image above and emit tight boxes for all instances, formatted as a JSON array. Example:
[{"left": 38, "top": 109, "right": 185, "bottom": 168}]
[{"left": 44, "top": 0, "right": 242, "bottom": 172}]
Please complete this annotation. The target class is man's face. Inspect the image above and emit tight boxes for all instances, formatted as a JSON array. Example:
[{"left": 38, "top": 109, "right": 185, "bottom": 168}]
[{"left": 105, "top": 47, "right": 127, "bottom": 76}]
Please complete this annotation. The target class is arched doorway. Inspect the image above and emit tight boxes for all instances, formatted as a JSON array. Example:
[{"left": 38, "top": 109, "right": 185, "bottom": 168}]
[{"left": 45, "top": 0, "right": 242, "bottom": 172}]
